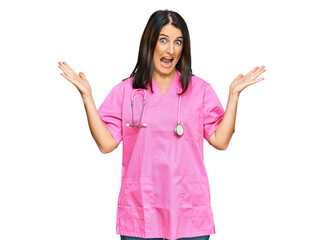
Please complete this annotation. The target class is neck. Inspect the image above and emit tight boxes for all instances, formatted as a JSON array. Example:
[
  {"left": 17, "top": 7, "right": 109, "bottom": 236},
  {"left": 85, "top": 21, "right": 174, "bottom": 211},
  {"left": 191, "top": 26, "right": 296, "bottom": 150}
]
[{"left": 152, "top": 69, "right": 177, "bottom": 84}]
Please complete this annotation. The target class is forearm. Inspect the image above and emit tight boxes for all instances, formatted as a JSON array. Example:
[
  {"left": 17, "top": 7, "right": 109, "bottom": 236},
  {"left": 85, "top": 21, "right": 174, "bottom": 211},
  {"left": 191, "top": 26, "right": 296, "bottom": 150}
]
[
  {"left": 210, "top": 92, "right": 239, "bottom": 150},
  {"left": 82, "top": 95, "right": 116, "bottom": 153}
]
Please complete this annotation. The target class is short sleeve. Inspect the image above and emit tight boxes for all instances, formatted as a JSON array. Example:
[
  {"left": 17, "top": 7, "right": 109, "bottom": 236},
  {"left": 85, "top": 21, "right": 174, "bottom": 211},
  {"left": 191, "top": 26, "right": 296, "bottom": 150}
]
[
  {"left": 97, "top": 82, "right": 124, "bottom": 147},
  {"left": 203, "top": 83, "right": 225, "bottom": 143}
]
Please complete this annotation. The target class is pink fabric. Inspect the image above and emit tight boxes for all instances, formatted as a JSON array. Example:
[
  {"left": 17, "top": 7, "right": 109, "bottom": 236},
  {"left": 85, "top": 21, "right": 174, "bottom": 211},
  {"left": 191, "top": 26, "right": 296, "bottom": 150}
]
[{"left": 97, "top": 70, "right": 225, "bottom": 240}]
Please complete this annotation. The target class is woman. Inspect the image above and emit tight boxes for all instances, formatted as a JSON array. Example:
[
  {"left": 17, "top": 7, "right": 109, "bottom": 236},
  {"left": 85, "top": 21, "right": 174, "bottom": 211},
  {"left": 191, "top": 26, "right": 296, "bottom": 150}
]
[{"left": 58, "top": 9, "right": 266, "bottom": 240}]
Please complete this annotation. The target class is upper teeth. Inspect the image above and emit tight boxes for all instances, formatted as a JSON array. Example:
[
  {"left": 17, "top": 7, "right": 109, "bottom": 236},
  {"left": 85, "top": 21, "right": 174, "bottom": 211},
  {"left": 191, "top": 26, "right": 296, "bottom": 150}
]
[{"left": 164, "top": 57, "right": 172, "bottom": 59}]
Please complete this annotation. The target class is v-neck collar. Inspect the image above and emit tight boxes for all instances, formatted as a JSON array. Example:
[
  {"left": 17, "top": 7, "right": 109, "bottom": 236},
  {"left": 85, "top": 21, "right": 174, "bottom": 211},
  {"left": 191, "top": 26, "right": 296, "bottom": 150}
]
[{"left": 151, "top": 70, "right": 181, "bottom": 97}]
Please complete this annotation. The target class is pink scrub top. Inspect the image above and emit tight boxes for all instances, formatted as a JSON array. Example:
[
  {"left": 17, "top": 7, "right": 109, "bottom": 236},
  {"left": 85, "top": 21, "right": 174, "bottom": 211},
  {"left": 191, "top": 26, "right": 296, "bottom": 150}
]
[{"left": 97, "top": 70, "right": 225, "bottom": 240}]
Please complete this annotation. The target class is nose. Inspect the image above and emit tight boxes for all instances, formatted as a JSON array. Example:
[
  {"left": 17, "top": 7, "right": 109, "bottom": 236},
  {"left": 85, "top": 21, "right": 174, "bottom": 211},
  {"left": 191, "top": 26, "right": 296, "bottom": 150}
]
[{"left": 166, "top": 42, "right": 175, "bottom": 55}]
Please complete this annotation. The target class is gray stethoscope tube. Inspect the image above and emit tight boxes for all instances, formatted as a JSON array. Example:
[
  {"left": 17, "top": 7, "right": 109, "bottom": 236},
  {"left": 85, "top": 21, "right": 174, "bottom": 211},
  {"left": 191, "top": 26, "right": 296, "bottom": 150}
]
[
  {"left": 126, "top": 89, "right": 147, "bottom": 128},
  {"left": 126, "top": 89, "right": 184, "bottom": 136}
]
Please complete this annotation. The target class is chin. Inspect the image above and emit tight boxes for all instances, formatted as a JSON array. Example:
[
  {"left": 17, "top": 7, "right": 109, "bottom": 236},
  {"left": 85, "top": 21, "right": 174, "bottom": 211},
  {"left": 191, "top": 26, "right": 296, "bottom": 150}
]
[
  {"left": 161, "top": 68, "right": 175, "bottom": 75},
  {"left": 156, "top": 65, "right": 177, "bottom": 77}
]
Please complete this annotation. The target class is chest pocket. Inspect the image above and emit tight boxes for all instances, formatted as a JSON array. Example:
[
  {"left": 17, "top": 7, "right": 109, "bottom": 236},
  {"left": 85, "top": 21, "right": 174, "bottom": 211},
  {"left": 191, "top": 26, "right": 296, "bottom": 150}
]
[
  {"left": 182, "top": 107, "right": 201, "bottom": 141},
  {"left": 123, "top": 122, "right": 141, "bottom": 137},
  {"left": 122, "top": 104, "right": 146, "bottom": 138}
]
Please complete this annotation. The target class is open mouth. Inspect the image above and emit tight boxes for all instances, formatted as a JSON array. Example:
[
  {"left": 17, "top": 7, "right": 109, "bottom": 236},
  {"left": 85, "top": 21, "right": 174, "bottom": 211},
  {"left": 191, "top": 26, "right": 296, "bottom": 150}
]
[{"left": 160, "top": 57, "right": 173, "bottom": 68}]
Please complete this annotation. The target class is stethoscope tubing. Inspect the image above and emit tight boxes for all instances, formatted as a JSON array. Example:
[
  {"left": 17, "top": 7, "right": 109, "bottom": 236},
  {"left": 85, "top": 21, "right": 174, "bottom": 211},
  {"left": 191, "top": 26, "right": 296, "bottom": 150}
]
[
  {"left": 126, "top": 88, "right": 183, "bottom": 136},
  {"left": 127, "top": 89, "right": 147, "bottom": 128}
]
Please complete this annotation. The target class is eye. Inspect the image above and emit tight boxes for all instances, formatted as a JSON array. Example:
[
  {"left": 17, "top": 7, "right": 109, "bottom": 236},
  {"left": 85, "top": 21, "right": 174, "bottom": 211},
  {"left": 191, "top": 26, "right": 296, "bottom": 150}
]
[
  {"left": 160, "top": 38, "right": 167, "bottom": 44},
  {"left": 175, "top": 40, "right": 182, "bottom": 45}
]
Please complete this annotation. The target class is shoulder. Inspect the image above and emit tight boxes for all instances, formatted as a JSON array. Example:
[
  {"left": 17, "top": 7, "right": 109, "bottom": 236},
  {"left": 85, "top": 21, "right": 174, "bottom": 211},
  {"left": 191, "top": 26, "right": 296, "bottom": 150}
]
[
  {"left": 121, "top": 76, "right": 134, "bottom": 85},
  {"left": 189, "top": 74, "right": 211, "bottom": 93},
  {"left": 110, "top": 76, "right": 133, "bottom": 92},
  {"left": 191, "top": 74, "right": 212, "bottom": 86},
  {"left": 120, "top": 76, "right": 135, "bottom": 89}
]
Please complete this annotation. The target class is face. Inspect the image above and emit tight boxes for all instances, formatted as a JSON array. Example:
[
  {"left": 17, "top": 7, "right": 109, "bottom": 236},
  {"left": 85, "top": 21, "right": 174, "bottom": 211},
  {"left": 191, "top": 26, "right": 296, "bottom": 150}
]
[{"left": 152, "top": 24, "right": 183, "bottom": 80}]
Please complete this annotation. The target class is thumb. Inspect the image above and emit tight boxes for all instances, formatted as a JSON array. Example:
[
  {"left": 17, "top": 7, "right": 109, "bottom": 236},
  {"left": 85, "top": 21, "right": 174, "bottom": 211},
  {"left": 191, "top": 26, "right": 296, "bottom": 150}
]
[
  {"left": 236, "top": 74, "right": 243, "bottom": 79},
  {"left": 79, "top": 72, "right": 86, "bottom": 80}
]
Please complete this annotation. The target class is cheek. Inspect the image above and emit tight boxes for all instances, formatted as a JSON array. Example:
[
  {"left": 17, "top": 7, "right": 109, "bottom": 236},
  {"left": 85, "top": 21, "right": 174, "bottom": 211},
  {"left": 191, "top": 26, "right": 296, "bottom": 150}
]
[
  {"left": 153, "top": 45, "right": 165, "bottom": 63},
  {"left": 154, "top": 43, "right": 164, "bottom": 55},
  {"left": 153, "top": 50, "right": 159, "bottom": 65},
  {"left": 153, "top": 57, "right": 159, "bottom": 67},
  {"left": 176, "top": 48, "right": 183, "bottom": 60}
]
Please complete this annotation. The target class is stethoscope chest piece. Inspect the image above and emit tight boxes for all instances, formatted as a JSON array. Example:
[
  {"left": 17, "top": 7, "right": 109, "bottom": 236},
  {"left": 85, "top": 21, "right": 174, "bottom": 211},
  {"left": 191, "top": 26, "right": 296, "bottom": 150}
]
[{"left": 174, "top": 123, "right": 184, "bottom": 136}]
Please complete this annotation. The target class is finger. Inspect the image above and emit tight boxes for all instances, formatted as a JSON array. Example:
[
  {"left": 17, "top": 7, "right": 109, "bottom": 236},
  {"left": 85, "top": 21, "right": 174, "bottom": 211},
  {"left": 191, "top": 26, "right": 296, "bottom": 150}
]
[
  {"left": 79, "top": 72, "right": 87, "bottom": 80},
  {"left": 236, "top": 74, "right": 243, "bottom": 79},
  {"left": 247, "top": 65, "right": 266, "bottom": 77},
  {"left": 251, "top": 67, "right": 266, "bottom": 79},
  {"left": 246, "top": 66, "right": 260, "bottom": 76},
  {"left": 252, "top": 65, "right": 265, "bottom": 75},
  {"left": 63, "top": 61, "right": 77, "bottom": 75},
  {"left": 248, "top": 77, "right": 265, "bottom": 87},
  {"left": 61, "top": 73, "right": 76, "bottom": 85},
  {"left": 58, "top": 63, "right": 74, "bottom": 77}
]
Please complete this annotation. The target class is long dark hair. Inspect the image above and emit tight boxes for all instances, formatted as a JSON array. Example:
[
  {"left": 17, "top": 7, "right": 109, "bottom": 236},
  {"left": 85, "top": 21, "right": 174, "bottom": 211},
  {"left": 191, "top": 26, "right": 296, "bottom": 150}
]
[{"left": 129, "top": 9, "right": 193, "bottom": 96}]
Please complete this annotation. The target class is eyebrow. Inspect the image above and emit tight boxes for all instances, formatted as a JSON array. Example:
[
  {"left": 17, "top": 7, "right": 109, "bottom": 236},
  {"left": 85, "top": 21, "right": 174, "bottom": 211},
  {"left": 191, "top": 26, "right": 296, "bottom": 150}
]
[{"left": 159, "top": 33, "right": 183, "bottom": 39}]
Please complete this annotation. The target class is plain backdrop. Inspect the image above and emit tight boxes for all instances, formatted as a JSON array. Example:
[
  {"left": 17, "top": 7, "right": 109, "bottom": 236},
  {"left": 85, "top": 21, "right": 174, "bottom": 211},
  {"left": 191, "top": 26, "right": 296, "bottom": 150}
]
[{"left": 1, "top": 0, "right": 321, "bottom": 239}]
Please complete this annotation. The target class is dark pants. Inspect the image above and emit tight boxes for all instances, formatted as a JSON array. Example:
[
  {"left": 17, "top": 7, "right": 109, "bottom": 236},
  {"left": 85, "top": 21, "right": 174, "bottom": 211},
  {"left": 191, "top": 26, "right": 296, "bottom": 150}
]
[{"left": 120, "top": 235, "right": 210, "bottom": 240}]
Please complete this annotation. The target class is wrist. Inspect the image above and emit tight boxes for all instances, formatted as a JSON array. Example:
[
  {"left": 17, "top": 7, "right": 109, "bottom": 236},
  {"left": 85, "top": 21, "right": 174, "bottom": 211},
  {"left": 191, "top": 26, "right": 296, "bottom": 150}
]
[
  {"left": 82, "top": 94, "right": 93, "bottom": 103},
  {"left": 229, "top": 91, "right": 239, "bottom": 99}
]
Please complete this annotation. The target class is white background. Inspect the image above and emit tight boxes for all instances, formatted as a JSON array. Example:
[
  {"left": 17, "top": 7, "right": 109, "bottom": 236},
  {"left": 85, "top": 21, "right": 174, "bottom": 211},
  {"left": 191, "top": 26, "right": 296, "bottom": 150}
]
[{"left": 1, "top": 0, "right": 321, "bottom": 239}]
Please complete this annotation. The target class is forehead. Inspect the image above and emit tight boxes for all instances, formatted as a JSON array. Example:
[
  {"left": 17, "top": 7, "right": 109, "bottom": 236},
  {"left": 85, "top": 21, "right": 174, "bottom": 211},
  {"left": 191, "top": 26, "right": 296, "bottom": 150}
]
[{"left": 159, "top": 24, "right": 182, "bottom": 37}]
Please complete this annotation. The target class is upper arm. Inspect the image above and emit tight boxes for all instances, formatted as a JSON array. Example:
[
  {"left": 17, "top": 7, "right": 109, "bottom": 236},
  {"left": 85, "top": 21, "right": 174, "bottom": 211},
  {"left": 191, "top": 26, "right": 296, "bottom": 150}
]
[
  {"left": 97, "top": 82, "right": 124, "bottom": 152},
  {"left": 99, "top": 133, "right": 118, "bottom": 154},
  {"left": 208, "top": 131, "right": 226, "bottom": 150},
  {"left": 203, "top": 83, "right": 225, "bottom": 146}
]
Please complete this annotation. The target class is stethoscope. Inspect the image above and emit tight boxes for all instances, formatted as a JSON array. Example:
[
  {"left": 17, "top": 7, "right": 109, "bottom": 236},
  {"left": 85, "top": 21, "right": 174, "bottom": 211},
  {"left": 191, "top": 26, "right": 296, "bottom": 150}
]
[{"left": 126, "top": 89, "right": 184, "bottom": 136}]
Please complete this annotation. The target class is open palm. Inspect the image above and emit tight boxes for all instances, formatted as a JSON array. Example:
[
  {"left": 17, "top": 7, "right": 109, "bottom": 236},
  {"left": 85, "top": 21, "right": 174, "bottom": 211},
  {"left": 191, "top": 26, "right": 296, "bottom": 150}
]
[
  {"left": 58, "top": 61, "right": 92, "bottom": 98},
  {"left": 230, "top": 65, "right": 266, "bottom": 95}
]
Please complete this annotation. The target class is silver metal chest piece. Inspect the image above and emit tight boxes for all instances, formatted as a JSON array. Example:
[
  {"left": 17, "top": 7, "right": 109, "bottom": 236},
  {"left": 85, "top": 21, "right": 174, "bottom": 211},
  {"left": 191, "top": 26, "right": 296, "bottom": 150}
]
[{"left": 174, "top": 123, "right": 184, "bottom": 136}]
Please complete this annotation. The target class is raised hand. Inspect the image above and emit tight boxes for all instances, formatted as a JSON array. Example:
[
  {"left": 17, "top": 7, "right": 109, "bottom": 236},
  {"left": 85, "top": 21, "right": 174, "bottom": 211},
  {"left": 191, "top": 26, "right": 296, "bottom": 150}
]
[
  {"left": 229, "top": 65, "right": 266, "bottom": 96},
  {"left": 58, "top": 61, "right": 92, "bottom": 98}
]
